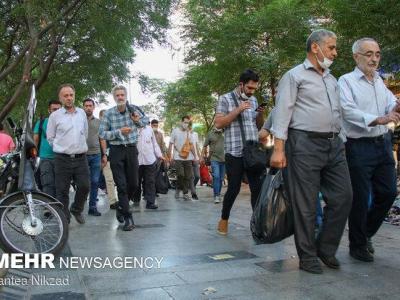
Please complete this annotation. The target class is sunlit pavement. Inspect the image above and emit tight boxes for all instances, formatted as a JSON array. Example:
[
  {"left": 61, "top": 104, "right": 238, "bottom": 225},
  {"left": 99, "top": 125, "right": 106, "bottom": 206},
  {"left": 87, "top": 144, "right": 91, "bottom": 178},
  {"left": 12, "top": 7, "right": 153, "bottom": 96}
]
[{"left": 2, "top": 184, "right": 400, "bottom": 299}]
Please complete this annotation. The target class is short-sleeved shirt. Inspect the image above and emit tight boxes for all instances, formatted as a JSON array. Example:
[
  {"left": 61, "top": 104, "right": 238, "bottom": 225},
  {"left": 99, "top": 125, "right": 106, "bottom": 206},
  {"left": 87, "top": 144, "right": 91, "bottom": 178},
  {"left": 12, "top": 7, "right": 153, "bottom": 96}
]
[
  {"left": 0, "top": 132, "right": 15, "bottom": 155},
  {"left": 87, "top": 116, "right": 101, "bottom": 155},
  {"left": 33, "top": 118, "right": 54, "bottom": 159},
  {"left": 170, "top": 127, "right": 195, "bottom": 161},
  {"left": 216, "top": 89, "right": 258, "bottom": 157},
  {"left": 204, "top": 130, "right": 225, "bottom": 162}
]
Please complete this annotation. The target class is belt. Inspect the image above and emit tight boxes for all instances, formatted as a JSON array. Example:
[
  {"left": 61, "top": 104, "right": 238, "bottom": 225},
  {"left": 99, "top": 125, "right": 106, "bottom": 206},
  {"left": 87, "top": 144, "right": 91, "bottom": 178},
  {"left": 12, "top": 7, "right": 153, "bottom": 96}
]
[
  {"left": 55, "top": 153, "right": 85, "bottom": 158},
  {"left": 347, "top": 134, "right": 385, "bottom": 143},
  {"left": 291, "top": 129, "right": 339, "bottom": 140},
  {"left": 110, "top": 143, "right": 136, "bottom": 147}
]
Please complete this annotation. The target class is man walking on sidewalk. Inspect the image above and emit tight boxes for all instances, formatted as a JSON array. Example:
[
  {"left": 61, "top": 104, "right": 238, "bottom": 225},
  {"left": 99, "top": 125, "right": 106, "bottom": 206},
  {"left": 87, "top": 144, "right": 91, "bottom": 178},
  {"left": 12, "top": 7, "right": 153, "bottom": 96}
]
[
  {"left": 83, "top": 98, "right": 106, "bottom": 217},
  {"left": 339, "top": 38, "right": 399, "bottom": 262},
  {"left": 99, "top": 85, "right": 148, "bottom": 231},
  {"left": 270, "top": 29, "right": 353, "bottom": 274},
  {"left": 214, "top": 69, "right": 265, "bottom": 235},
  {"left": 47, "top": 84, "right": 90, "bottom": 224}
]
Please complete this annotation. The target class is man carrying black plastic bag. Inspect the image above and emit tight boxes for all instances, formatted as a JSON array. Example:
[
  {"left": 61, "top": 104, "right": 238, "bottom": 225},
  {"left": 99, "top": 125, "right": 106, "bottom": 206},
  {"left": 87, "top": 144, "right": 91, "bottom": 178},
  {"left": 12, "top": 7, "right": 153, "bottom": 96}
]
[
  {"left": 270, "top": 30, "right": 352, "bottom": 274},
  {"left": 251, "top": 168, "right": 294, "bottom": 244}
]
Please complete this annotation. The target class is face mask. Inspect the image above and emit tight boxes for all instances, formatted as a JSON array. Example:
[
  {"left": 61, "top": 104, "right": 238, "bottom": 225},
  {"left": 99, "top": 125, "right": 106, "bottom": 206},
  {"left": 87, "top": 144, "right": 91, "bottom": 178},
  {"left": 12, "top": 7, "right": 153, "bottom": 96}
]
[
  {"left": 182, "top": 123, "right": 189, "bottom": 130},
  {"left": 240, "top": 86, "right": 250, "bottom": 100},
  {"left": 315, "top": 45, "right": 333, "bottom": 69},
  {"left": 152, "top": 127, "right": 158, "bottom": 132}
]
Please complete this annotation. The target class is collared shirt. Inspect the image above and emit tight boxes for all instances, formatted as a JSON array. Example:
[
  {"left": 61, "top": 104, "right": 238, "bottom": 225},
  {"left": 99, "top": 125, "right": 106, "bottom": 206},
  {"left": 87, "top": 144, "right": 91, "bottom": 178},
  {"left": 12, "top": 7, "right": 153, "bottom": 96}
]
[
  {"left": 86, "top": 116, "right": 101, "bottom": 155},
  {"left": 204, "top": 130, "right": 225, "bottom": 162},
  {"left": 47, "top": 107, "right": 88, "bottom": 155},
  {"left": 216, "top": 89, "right": 258, "bottom": 157},
  {"left": 271, "top": 59, "right": 342, "bottom": 140},
  {"left": 98, "top": 105, "right": 148, "bottom": 145},
  {"left": 338, "top": 67, "right": 397, "bottom": 138},
  {"left": 137, "top": 125, "right": 162, "bottom": 166}
]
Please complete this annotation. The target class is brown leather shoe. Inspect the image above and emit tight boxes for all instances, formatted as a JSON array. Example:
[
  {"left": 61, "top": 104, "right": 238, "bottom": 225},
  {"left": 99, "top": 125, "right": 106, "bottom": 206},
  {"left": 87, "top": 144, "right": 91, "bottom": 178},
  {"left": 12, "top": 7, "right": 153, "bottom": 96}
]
[{"left": 217, "top": 219, "right": 228, "bottom": 235}]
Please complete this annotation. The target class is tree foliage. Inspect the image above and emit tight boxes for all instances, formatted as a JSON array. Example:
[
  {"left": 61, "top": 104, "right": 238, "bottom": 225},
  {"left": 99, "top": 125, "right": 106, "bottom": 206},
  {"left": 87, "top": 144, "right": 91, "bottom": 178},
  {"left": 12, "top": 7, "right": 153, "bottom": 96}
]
[
  {"left": 0, "top": 0, "right": 175, "bottom": 121},
  {"left": 158, "top": 0, "right": 400, "bottom": 134}
]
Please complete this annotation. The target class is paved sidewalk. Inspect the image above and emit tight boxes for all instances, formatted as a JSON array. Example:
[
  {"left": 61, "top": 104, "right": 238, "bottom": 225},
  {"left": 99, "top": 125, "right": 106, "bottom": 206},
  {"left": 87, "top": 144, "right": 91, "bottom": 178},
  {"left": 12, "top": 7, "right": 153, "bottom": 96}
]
[{"left": 1, "top": 184, "right": 400, "bottom": 299}]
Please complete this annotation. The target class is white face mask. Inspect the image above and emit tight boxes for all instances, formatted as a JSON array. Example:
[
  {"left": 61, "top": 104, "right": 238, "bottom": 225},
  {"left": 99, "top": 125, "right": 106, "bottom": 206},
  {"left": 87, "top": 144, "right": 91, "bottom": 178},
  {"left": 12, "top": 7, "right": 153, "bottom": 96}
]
[
  {"left": 316, "top": 45, "right": 333, "bottom": 69},
  {"left": 182, "top": 123, "right": 189, "bottom": 130}
]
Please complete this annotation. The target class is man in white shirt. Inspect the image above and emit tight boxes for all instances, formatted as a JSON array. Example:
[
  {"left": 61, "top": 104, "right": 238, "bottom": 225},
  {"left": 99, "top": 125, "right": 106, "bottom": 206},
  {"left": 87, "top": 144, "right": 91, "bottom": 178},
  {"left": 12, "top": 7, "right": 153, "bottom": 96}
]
[
  {"left": 47, "top": 83, "right": 90, "bottom": 224},
  {"left": 168, "top": 116, "right": 197, "bottom": 201},
  {"left": 339, "top": 38, "right": 400, "bottom": 262},
  {"left": 133, "top": 124, "right": 164, "bottom": 209}
]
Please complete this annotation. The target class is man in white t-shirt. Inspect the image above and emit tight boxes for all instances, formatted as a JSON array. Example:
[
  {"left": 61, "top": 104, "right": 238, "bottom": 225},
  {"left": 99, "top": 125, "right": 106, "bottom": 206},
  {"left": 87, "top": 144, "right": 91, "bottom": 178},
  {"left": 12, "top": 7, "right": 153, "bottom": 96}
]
[
  {"left": 189, "top": 124, "right": 201, "bottom": 200},
  {"left": 168, "top": 116, "right": 197, "bottom": 200}
]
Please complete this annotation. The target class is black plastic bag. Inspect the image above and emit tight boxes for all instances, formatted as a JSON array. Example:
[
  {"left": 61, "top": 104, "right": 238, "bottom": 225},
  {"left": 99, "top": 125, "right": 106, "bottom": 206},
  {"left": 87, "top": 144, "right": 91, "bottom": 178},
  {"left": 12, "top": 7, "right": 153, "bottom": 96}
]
[
  {"left": 156, "top": 161, "right": 169, "bottom": 194},
  {"left": 250, "top": 169, "right": 294, "bottom": 244}
]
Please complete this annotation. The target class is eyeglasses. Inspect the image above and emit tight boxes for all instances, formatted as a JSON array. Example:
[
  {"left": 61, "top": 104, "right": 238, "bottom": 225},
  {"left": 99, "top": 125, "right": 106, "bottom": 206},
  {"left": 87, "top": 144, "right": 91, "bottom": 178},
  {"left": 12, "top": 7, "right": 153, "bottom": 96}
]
[{"left": 357, "top": 52, "right": 381, "bottom": 59}]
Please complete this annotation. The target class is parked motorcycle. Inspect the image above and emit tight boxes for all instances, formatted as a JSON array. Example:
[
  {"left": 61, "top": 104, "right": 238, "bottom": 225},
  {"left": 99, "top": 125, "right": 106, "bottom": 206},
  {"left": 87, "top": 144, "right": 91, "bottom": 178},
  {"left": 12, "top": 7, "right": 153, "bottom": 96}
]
[{"left": 0, "top": 86, "right": 68, "bottom": 254}]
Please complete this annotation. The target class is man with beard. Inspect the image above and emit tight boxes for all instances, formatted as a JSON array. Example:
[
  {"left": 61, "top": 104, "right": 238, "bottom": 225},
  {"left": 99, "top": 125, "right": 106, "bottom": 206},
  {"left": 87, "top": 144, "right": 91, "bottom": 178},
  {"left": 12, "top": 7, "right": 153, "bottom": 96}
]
[
  {"left": 47, "top": 84, "right": 90, "bottom": 224},
  {"left": 83, "top": 98, "right": 106, "bottom": 217},
  {"left": 214, "top": 69, "right": 265, "bottom": 235},
  {"left": 99, "top": 85, "right": 148, "bottom": 231},
  {"left": 338, "top": 38, "right": 400, "bottom": 262}
]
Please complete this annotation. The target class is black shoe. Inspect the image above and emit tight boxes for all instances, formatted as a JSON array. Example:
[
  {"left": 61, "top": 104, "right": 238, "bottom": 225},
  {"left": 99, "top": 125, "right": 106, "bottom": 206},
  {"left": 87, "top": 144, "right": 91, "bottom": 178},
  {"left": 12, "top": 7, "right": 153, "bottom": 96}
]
[
  {"left": 192, "top": 193, "right": 199, "bottom": 200},
  {"left": 123, "top": 215, "right": 135, "bottom": 231},
  {"left": 110, "top": 203, "right": 117, "bottom": 210},
  {"left": 367, "top": 238, "right": 375, "bottom": 254},
  {"left": 156, "top": 194, "right": 159, "bottom": 197},
  {"left": 318, "top": 253, "right": 340, "bottom": 269},
  {"left": 299, "top": 259, "right": 323, "bottom": 274},
  {"left": 146, "top": 203, "right": 158, "bottom": 209},
  {"left": 71, "top": 211, "right": 85, "bottom": 224},
  {"left": 116, "top": 207, "right": 124, "bottom": 223},
  {"left": 350, "top": 247, "right": 374, "bottom": 262},
  {"left": 88, "top": 208, "right": 101, "bottom": 216}
]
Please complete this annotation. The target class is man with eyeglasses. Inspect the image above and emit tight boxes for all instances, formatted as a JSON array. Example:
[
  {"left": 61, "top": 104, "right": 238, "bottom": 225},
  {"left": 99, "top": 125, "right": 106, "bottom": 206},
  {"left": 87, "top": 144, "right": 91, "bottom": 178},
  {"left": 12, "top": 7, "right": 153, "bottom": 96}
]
[{"left": 338, "top": 38, "right": 400, "bottom": 262}]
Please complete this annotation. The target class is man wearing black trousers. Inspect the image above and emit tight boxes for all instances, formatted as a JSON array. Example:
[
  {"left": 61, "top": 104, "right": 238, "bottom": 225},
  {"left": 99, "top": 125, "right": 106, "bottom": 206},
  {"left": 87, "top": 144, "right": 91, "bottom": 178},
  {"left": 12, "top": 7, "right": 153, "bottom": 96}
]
[
  {"left": 47, "top": 84, "right": 90, "bottom": 225},
  {"left": 214, "top": 69, "right": 265, "bottom": 236},
  {"left": 99, "top": 85, "right": 148, "bottom": 231},
  {"left": 339, "top": 38, "right": 400, "bottom": 262},
  {"left": 270, "top": 29, "right": 353, "bottom": 274}
]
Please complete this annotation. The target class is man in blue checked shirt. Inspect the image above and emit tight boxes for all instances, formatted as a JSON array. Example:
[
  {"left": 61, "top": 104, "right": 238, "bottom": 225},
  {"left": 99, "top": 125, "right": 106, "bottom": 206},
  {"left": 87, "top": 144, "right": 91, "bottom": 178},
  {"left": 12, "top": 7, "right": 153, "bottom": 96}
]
[{"left": 99, "top": 85, "right": 148, "bottom": 231}]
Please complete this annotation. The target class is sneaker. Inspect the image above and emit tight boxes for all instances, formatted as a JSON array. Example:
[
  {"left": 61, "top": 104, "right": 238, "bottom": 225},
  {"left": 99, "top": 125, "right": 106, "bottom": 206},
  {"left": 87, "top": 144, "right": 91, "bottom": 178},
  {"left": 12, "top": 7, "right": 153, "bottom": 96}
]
[
  {"left": 183, "top": 194, "right": 190, "bottom": 201},
  {"left": 175, "top": 190, "right": 180, "bottom": 199},
  {"left": 98, "top": 188, "right": 106, "bottom": 195},
  {"left": 217, "top": 219, "right": 228, "bottom": 235},
  {"left": 192, "top": 193, "right": 199, "bottom": 200},
  {"left": 214, "top": 196, "right": 220, "bottom": 204},
  {"left": 146, "top": 203, "right": 158, "bottom": 209}
]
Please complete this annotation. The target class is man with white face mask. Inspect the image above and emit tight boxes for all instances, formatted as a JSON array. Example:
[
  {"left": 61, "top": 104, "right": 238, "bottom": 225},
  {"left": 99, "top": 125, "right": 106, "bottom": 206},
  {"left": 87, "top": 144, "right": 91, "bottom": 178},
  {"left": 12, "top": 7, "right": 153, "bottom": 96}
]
[
  {"left": 270, "top": 29, "right": 353, "bottom": 274},
  {"left": 99, "top": 85, "right": 148, "bottom": 231},
  {"left": 339, "top": 38, "right": 400, "bottom": 263}
]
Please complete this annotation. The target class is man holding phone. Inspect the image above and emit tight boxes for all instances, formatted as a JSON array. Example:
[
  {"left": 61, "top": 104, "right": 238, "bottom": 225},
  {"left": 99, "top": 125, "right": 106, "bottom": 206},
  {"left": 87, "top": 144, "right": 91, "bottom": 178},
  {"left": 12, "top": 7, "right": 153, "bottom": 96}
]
[
  {"left": 214, "top": 69, "right": 265, "bottom": 235},
  {"left": 99, "top": 85, "right": 148, "bottom": 231}
]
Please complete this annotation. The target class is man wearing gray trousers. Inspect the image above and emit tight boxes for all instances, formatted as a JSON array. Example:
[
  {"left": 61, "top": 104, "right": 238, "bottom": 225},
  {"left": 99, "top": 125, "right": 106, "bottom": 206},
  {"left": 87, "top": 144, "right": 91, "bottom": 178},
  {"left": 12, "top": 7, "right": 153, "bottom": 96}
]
[{"left": 270, "top": 29, "right": 353, "bottom": 274}]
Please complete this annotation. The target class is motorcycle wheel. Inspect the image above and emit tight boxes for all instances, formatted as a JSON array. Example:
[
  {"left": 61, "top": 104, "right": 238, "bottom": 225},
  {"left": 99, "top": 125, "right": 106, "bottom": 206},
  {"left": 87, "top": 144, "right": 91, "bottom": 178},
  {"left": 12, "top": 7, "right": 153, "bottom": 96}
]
[{"left": 0, "top": 193, "right": 68, "bottom": 254}]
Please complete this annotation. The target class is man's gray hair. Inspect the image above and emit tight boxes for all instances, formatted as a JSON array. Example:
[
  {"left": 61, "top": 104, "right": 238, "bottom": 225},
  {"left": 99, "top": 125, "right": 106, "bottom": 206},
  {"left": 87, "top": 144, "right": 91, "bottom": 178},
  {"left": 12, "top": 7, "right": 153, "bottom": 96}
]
[
  {"left": 352, "top": 38, "right": 378, "bottom": 54},
  {"left": 112, "top": 85, "right": 127, "bottom": 96},
  {"left": 306, "top": 29, "right": 337, "bottom": 52}
]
